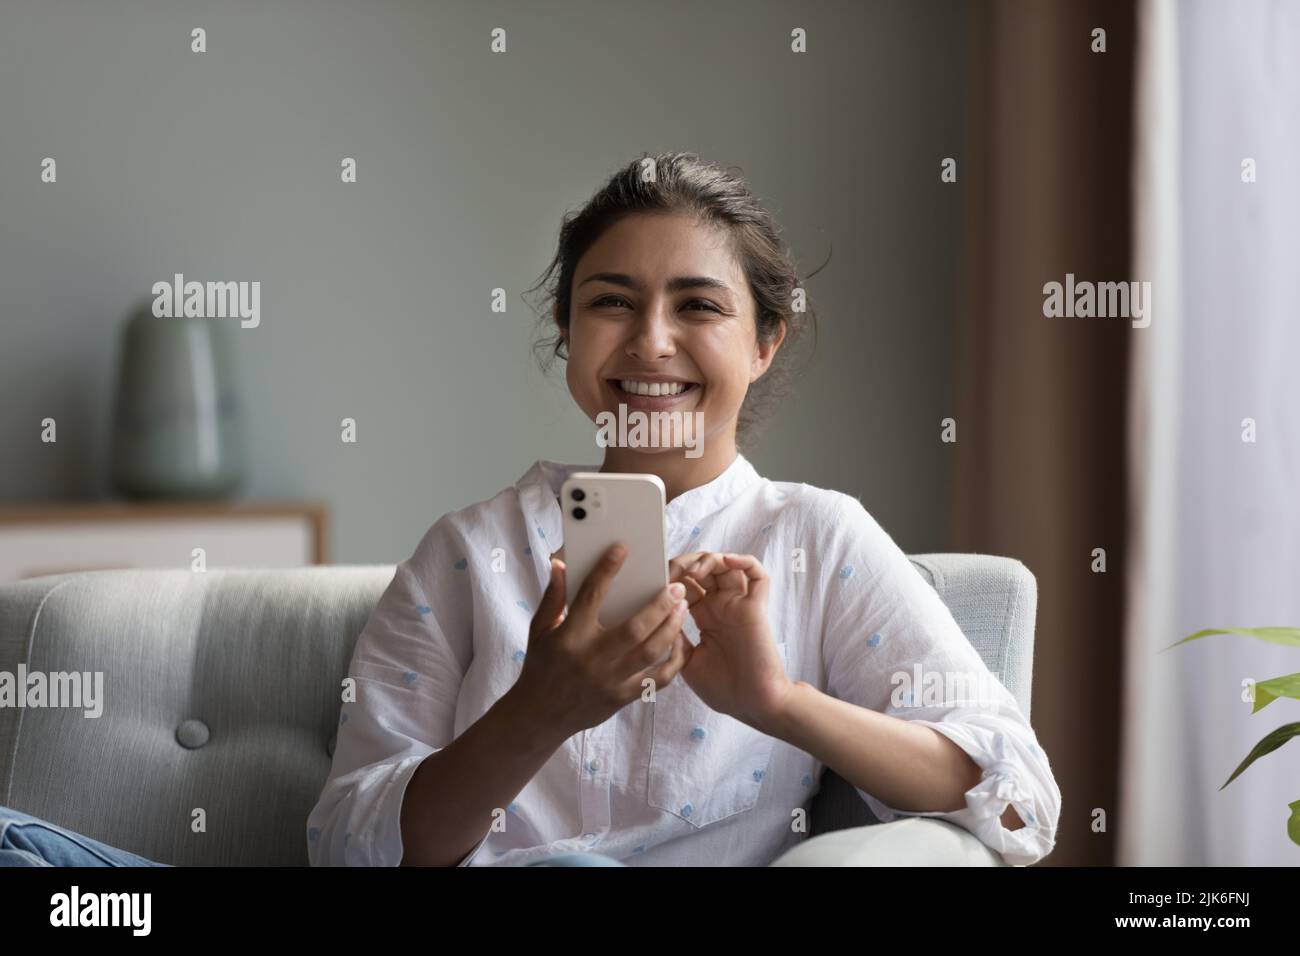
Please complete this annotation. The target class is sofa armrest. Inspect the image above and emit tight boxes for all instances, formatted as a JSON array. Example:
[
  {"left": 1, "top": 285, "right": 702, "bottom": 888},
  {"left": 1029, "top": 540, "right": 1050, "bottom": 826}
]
[{"left": 769, "top": 818, "right": 1010, "bottom": 866}]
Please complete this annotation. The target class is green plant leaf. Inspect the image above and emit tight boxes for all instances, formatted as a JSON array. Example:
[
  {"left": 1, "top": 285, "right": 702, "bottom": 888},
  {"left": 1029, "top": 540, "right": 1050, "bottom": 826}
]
[
  {"left": 1220, "top": 723, "right": 1300, "bottom": 790},
  {"left": 1250, "top": 673, "right": 1300, "bottom": 713},
  {"left": 1164, "top": 627, "right": 1300, "bottom": 652},
  {"left": 1289, "top": 800, "right": 1300, "bottom": 847}
]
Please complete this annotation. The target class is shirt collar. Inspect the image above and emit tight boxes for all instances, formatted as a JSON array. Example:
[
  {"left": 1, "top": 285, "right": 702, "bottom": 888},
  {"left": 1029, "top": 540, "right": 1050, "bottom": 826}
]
[
  {"left": 663, "top": 452, "right": 762, "bottom": 534},
  {"left": 514, "top": 452, "right": 763, "bottom": 550}
]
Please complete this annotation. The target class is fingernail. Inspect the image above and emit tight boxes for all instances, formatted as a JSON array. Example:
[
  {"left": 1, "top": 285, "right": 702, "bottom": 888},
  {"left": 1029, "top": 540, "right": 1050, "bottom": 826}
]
[
  {"left": 610, "top": 544, "right": 626, "bottom": 559},
  {"left": 675, "top": 600, "right": 688, "bottom": 615},
  {"left": 669, "top": 582, "right": 685, "bottom": 599}
]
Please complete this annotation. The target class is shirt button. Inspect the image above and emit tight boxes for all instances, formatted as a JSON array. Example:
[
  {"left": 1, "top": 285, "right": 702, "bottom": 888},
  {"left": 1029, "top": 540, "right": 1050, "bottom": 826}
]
[{"left": 589, "top": 758, "right": 603, "bottom": 772}]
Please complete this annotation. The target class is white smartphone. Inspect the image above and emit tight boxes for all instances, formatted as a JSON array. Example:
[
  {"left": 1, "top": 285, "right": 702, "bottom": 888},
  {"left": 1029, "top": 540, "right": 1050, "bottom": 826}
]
[{"left": 560, "top": 472, "right": 671, "bottom": 665}]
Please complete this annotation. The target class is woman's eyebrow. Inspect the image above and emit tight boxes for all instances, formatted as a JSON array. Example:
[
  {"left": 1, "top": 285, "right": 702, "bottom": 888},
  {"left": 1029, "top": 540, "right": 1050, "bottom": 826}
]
[{"left": 578, "top": 272, "right": 734, "bottom": 296}]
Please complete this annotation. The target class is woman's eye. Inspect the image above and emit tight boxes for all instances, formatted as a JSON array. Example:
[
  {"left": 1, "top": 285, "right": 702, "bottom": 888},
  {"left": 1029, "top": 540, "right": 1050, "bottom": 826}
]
[
  {"left": 684, "top": 299, "right": 721, "bottom": 313},
  {"left": 591, "top": 294, "right": 629, "bottom": 309}
]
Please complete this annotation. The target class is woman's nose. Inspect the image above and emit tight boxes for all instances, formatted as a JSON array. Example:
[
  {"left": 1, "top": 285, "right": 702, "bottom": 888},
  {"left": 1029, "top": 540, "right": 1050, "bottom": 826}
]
[{"left": 625, "top": 308, "right": 676, "bottom": 359}]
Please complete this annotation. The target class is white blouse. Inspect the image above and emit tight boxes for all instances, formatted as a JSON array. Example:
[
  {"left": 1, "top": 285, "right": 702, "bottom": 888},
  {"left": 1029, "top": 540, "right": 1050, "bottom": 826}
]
[{"left": 307, "top": 453, "right": 1061, "bottom": 866}]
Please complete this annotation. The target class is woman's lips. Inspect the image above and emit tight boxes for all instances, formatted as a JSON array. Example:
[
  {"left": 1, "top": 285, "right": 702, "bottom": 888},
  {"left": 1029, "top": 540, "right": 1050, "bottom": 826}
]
[{"left": 606, "top": 380, "right": 700, "bottom": 411}]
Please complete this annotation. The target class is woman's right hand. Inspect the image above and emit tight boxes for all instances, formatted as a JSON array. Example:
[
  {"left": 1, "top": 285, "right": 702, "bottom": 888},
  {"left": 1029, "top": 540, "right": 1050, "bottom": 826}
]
[{"left": 511, "top": 543, "right": 694, "bottom": 739}]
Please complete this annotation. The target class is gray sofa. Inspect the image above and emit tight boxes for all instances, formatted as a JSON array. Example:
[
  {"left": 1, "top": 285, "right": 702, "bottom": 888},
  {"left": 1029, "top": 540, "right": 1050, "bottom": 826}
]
[{"left": 0, "top": 554, "right": 1037, "bottom": 866}]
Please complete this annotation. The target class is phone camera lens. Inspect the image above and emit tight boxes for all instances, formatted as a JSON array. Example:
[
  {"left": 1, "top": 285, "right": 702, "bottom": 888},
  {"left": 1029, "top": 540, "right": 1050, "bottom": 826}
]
[
  {"left": 571, "top": 488, "right": 586, "bottom": 501},
  {"left": 572, "top": 507, "right": 586, "bottom": 520}
]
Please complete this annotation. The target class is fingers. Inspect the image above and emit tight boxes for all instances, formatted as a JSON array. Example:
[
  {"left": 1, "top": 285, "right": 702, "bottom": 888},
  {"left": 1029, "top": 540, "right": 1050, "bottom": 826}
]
[
  {"left": 611, "top": 581, "right": 686, "bottom": 655},
  {"left": 681, "top": 575, "right": 708, "bottom": 606},
  {"left": 530, "top": 558, "right": 567, "bottom": 637},
  {"left": 678, "top": 554, "right": 725, "bottom": 595},
  {"left": 716, "top": 552, "right": 768, "bottom": 580},
  {"left": 636, "top": 630, "right": 693, "bottom": 694},
  {"left": 570, "top": 543, "right": 627, "bottom": 625},
  {"left": 617, "top": 587, "right": 689, "bottom": 673},
  {"left": 683, "top": 552, "right": 742, "bottom": 592},
  {"left": 668, "top": 551, "right": 709, "bottom": 584},
  {"left": 720, "top": 552, "right": 770, "bottom": 602},
  {"left": 682, "top": 552, "right": 769, "bottom": 602}
]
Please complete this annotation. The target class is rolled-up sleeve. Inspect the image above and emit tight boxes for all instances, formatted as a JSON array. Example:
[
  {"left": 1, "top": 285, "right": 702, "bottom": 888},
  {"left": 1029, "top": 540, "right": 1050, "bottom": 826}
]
[
  {"left": 307, "top": 516, "right": 477, "bottom": 866},
  {"left": 816, "top": 492, "right": 1061, "bottom": 866}
]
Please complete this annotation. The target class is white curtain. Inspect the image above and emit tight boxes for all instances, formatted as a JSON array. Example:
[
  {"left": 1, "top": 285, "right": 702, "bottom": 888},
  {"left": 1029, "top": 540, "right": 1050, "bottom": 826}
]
[{"left": 1123, "top": 0, "right": 1300, "bottom": 865}]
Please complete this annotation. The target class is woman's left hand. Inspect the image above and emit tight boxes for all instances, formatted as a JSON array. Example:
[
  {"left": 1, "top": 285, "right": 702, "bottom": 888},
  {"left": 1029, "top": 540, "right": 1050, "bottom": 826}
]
[{"left": 672, "top": 552, "right": 795, "bottom": 732}]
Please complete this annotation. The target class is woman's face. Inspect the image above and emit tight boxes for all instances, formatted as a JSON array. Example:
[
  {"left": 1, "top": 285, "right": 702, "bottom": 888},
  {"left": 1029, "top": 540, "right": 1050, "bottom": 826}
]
[{"left": 560, "top": 212, "right": 784, "bottom": 459}]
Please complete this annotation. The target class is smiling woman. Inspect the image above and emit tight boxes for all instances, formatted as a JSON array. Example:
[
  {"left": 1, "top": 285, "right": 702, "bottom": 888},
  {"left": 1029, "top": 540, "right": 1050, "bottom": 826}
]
[
  {"left": 525, "top": 152, "right": 824, "bottom": 459},
  {"left": 301, "top": 150, "right": 1061, "bottom": 870}
]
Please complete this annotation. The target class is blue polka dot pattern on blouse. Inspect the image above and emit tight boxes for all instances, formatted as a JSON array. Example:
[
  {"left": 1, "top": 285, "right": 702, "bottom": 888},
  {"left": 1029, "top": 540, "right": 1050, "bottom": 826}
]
[
  {"left": 516, "top": 599, "right": 530, "bottom": 611},
  {"left": 402, "top": 671, "right": 418, "bottom": 684},
  {"left": 454, "top": 558, "right": 468, "bottom": 570},
  {"left": 868, "top": 633, "right": 883, "bottom": 648},
  {"left": 416, "top": 605, "right": 432, "bottom": 615},
  {"left": 690, "top": 726, "right": 706, "bottom": 740},
  {"left": 308, "top": 827, "right": 320, "bottom": 842},
  {"left": 838, "top": 565, "right": 854, "bottom": 579},
  {"left": 752, "top": 769, "right": 765, "bottom": 782},
  {"left": 340, "top": 712, "right": 348, "bottom": 724},
  {"left": 512, "top": 649, "right": 526, "bottom": 663},
  {"left": 801, "top": 774, "right": 813, "bottom": 787},
  {"left": 681, "top": 804, "right": 693, "bottom": 818}
]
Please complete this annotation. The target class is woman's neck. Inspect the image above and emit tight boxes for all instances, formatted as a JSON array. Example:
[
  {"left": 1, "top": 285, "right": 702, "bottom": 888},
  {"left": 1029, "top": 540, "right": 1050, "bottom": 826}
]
[{"left": 598, "top": 437, "right": 738, "bottom": 503}]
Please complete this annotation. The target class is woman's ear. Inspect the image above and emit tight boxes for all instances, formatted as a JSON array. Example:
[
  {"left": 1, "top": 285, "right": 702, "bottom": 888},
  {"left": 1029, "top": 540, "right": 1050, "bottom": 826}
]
[{"left": 750, "top": 320, "right": 787, "bottom": 382}]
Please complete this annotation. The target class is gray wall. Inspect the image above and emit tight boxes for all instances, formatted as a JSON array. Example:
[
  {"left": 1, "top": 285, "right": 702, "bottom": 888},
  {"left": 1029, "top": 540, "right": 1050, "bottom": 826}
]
[{"left": 0, "top": 0, "right": 967, "bottom": 562}]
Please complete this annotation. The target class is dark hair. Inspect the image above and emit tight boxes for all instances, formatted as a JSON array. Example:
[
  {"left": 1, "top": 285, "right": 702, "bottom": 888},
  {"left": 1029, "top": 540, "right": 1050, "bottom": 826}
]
[{"left": 526, "top": 151, "right": 825, "bottom": 451}]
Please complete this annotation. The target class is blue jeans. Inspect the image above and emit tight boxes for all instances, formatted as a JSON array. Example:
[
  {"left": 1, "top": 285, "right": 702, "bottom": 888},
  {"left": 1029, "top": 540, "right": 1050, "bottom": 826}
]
[
  {"left": 0, "top": 805, "right": 169, "bottom": 867},
  {"left": 0, "top": 804, "right": 624, "bottom": 867}
]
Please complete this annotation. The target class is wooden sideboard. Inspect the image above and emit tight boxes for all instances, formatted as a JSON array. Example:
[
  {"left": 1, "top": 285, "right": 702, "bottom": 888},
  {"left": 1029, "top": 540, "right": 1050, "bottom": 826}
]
[{"left": 0, "top": 502, "right": 329, "bottom": 582}]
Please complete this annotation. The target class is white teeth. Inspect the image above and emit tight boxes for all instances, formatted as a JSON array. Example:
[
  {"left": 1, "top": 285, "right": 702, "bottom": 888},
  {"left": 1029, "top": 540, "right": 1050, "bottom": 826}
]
[{"left": 619, "top": 379, "right": 689, "bottom": 396}]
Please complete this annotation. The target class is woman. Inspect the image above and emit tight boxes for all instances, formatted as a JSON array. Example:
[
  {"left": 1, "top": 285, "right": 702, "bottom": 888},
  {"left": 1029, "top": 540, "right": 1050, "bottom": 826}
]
[{"left": 306, "top": 152, "right": 1060, "bottom": 867}]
